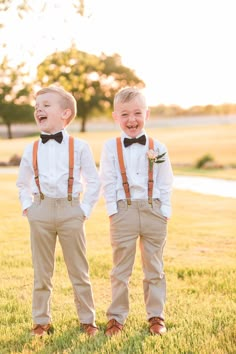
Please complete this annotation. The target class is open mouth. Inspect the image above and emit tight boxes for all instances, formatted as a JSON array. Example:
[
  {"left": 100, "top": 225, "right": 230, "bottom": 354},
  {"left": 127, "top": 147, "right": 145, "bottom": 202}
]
[
  {"left": 127, "top": 124, "right": 138, "bottom": 130},
  {"left": 38, "top": 116, "right": 47, "bottom": 123}
]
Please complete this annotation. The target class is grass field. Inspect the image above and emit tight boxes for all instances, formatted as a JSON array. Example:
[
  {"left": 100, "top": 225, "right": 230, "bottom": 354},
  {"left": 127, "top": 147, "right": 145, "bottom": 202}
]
[
  {"left": 1, "top": 122, "right": 236, "bottom": 169},
  {"left": 0, "top": 173, "right": 235, "bottom": 353},
  {"left": 0, "top": 123, "right": 236, "bottom": 353}
]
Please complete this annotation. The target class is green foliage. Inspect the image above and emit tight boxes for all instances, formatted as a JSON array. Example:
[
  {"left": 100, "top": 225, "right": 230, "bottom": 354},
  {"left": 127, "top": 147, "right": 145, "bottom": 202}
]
[
  {"left": 0, "top": 56, "right": 33, "bottom": 138},
  {"left": 0, "top": 102, "right": 33, "bottom": 124},
  {"left": 36, "top": 46, "right": 144, "bottom": 132},
  {"left": 195, "top": 154, "right": 214, "bottom": 168}
]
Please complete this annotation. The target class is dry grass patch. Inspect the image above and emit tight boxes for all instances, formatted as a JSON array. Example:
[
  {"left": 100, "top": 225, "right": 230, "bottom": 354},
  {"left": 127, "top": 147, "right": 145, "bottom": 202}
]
[{"left": 1, "top": 123, "right": 236, "bottom": 169}]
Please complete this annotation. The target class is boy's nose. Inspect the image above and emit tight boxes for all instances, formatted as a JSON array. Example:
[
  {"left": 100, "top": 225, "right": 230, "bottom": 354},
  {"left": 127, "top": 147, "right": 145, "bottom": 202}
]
[
  {"left": 35, "top": 107, "right": 42, "bottom": 113},
  {"left": 128, "top": 114, "right": 136, "bottom": 121}
]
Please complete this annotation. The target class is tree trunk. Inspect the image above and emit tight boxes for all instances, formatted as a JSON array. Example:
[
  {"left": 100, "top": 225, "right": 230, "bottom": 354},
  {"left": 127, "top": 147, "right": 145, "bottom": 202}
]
[
  {"left": 80, "top": 116, "right": 86, "bottom": 133},
  {"left": 7, "top": 123, "right": 12, "bottom": 139}
]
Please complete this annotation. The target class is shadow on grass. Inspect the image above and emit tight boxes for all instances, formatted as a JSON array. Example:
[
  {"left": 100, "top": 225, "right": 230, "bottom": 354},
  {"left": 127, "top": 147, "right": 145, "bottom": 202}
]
[{"left": 1, "top": 318, "right": 169, "bottom": 354}]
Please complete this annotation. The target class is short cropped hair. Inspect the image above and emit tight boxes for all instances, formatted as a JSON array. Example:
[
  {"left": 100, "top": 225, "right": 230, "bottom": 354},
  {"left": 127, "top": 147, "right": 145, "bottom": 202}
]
[
  {"left": 113, "top": 87, "right": 147, "bottom": 110},
  {"left": 35, "top": 86, "right": 77, "bottom": 126}
]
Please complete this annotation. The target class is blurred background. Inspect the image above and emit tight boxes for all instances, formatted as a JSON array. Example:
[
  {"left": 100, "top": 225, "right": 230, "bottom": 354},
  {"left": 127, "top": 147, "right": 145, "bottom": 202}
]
[
  {"left": 0, "top": 0, "right": 235, "bottom": 184},
  {"left": 1, "top": 0, "right": 236, "bottom": 133}
]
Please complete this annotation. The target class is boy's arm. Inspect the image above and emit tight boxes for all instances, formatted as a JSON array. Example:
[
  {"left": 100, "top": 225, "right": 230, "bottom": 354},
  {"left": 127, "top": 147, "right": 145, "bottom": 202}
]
[
  {"left": 79, "top": 143, "right": 100, "bottom": 218},
  {"left": 99, "top": 141, "right": 118, "bottom": 217},
  {"left": 156, "top": 145, "right": 174, "bottom": 219},
  {"left": 16, "top": 145, "right": 34, "bottom": 214}
]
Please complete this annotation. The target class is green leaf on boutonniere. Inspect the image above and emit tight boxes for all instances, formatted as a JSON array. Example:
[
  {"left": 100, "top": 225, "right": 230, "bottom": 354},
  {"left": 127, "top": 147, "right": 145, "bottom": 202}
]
[{"left": 154, "top": 152, "right": 166, "bottom": 164}]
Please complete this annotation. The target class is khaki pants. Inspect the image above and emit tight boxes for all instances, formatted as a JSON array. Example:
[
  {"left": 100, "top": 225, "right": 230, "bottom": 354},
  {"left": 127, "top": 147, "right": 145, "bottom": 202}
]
[
  {"left": 27, "top": 195, "right": 95, "bottom": 325},
  {"left": 107, "top": 199, "right": 167, "bottom": 324}
]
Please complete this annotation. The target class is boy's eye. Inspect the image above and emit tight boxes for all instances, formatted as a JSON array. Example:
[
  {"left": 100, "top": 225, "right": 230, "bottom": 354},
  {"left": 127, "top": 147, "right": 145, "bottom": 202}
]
[{"left": 121, "top": 113, "right": 128, "bottom": 117}]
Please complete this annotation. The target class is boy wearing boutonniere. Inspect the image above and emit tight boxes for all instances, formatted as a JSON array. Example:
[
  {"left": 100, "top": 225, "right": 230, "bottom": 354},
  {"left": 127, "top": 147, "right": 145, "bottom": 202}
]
[
  {"left": 16, "top": 86, "right": 100, "bottom": 337},
  {"left": 99, "top": 87, "right": 173, "bottom": 336}
]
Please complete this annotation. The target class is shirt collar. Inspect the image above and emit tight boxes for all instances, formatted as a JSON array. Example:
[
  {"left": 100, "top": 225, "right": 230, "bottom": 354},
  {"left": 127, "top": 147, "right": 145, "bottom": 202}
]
[{"left": 121, "top": 130, "right": 146, "bottom": 140}]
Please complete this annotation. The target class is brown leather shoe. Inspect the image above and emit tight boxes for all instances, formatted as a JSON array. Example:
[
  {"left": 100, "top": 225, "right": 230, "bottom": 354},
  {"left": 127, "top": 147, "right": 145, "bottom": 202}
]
[
  {"left": 31, "top": 324, "right": 53, "bottom": 337},
  {"left": 149, "top": 317, "right": 167, "bottom": 335},
  {"left": 81, "top": 323, "right": 99, "bottom": 336},
  {"left": 105, "top": 319, "right": 123, "bottom": 336}
]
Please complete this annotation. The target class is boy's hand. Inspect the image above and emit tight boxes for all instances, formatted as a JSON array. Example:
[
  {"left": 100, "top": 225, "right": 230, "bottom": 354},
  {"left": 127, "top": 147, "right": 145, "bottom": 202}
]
[{"left": 23, "top": 209, "right": 28, "bottom": 216}]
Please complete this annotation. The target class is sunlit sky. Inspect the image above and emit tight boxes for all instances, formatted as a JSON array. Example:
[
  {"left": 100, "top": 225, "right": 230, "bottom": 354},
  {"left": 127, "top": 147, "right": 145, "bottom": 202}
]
[{"left": 1, "top": 0, "right": 236, "bottom": 107}]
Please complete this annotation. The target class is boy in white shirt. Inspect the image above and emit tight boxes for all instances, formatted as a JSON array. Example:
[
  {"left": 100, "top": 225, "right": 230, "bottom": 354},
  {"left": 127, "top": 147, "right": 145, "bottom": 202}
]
[
  {"left": 16, "top": 86, "right": 100, "bottom": 337},
  {"left": 100, "top": 87, "right": 173, "bottom": 336}
]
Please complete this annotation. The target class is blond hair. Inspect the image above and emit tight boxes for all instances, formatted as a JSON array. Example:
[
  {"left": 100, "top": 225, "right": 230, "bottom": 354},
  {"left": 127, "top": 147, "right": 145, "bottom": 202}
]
[
  {"left": 35, "top": 86, "right": 77, "bottom": 126},
  {"left": 113, "top": 87, "right": 147, "bottom": 110}
]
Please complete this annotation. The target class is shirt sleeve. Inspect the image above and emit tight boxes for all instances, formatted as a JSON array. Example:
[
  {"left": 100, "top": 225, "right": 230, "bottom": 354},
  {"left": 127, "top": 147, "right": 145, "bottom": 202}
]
[
  {"left": 79, "top": 142, "right": 100, "bottom": 218},
  {"left": 155, "top": 144, "right": 174, "bottom": 218},
  {"left": 16, "top": 144, "right": 34, "bottom": 213},
  {"left": 99, "top": 140, "right": 118, "bottom": 216}
]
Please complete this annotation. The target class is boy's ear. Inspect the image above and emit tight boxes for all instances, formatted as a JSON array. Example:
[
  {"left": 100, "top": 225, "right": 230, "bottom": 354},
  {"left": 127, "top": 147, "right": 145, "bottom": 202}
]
[
  {"left": 112, "top": 111, "right": 118, "bottom": 122},
  {"left": 62, "top": 109, "right": 71, "bottom": 120}
]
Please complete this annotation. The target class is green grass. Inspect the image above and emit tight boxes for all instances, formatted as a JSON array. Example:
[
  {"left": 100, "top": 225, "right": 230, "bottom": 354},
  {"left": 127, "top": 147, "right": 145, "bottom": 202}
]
[{"left": 0, "top": 173, "right": 236, "bottom": 353}]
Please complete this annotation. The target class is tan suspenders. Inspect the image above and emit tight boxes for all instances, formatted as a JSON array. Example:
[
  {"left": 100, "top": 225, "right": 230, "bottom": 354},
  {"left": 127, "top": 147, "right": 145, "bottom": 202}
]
[
  {"left": 67, "top": 136, "right": 74, "bottom": 201},
  {"left": 32, "top": 136, "right": 74, "bottom": 201},
  {"left": 116, "top": 137, "right": 132, "bottom": 205},
  {"left": 116, "top": 136, "right": 154, "bottom": 205},
  {"left": 32, "top": 140, "right": 44, "bottom": 199},
  {"left": 147, "top": 137, "right": 154, "bottom": 204}
]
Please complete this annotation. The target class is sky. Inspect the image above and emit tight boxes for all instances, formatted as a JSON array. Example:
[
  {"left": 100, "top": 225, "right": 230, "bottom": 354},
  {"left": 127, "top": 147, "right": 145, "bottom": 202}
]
[{"left": 1, "top": 0, "right": 236, "bottom": 107}]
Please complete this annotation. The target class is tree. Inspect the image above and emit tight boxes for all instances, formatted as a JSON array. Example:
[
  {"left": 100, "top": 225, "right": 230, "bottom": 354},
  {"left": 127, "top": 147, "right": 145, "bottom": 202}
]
[
  {"left": 0, "top": 56, "right": 34, "bottom": 138},
  {"left": 36, "top": 46, "right": 145, "bottom": 132},
  {"left": 0, "top": 102, "right": 33, "bottom": 138}
]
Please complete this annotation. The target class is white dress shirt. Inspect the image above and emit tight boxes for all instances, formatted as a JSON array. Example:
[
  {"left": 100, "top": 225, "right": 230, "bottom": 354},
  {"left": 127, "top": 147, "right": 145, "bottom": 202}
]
[
  {"left": 16, "top": 130, "right": 100, "bottom": 218},
  {"left": 99, "top": 131, "right": 173, "bottom": 218}
]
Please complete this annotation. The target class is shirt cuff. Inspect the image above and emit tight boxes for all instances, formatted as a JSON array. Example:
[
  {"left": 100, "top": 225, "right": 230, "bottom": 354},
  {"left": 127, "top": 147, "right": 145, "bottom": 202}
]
[
  {"left": 22, "top": 199, "right": 33, "bottom": 213},
  {"left": 106, "top": 201, "right": 118, "bottom": 217},
  {"left": 80, "top": 203, "right": 91, "bottom": 218},
  {"left": 160, "top": 204, "right": 172, "bottom": 219}
]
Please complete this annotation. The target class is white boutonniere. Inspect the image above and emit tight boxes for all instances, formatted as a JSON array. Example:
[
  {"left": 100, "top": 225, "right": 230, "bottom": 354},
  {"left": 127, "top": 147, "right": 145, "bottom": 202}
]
[{"left": 147, "top": 149, "right": 166, "bottom": 169}]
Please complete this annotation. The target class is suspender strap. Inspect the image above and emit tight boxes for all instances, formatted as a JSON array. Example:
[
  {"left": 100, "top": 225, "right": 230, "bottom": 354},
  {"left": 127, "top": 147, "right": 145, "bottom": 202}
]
[
  {"left": 148, "top": 137, "right": 154, "bottom": 205},
  {"left": 33, "top": 140, "right": 44, "bottom": 200},
  {"left": 116, "top": 137, "right": 131, "bottom": 205},
  {"left": 32, "top": 136, "right": 75, "bottom": 201},
  {"left": 116, "top": 136, "right": 154, "bottom": 206},
  {"left": 68, "top": 136, "right": 74, "bottom": 201}
]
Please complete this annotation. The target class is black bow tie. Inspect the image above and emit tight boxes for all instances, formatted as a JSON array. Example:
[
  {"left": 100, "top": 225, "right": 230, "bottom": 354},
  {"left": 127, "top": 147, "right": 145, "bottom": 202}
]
[
  {"left": 124, "top": 135, "right": 146, "bottom": 147},
  {"left": 40, "top": 132, "right": 63, "bottom": 144}
]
